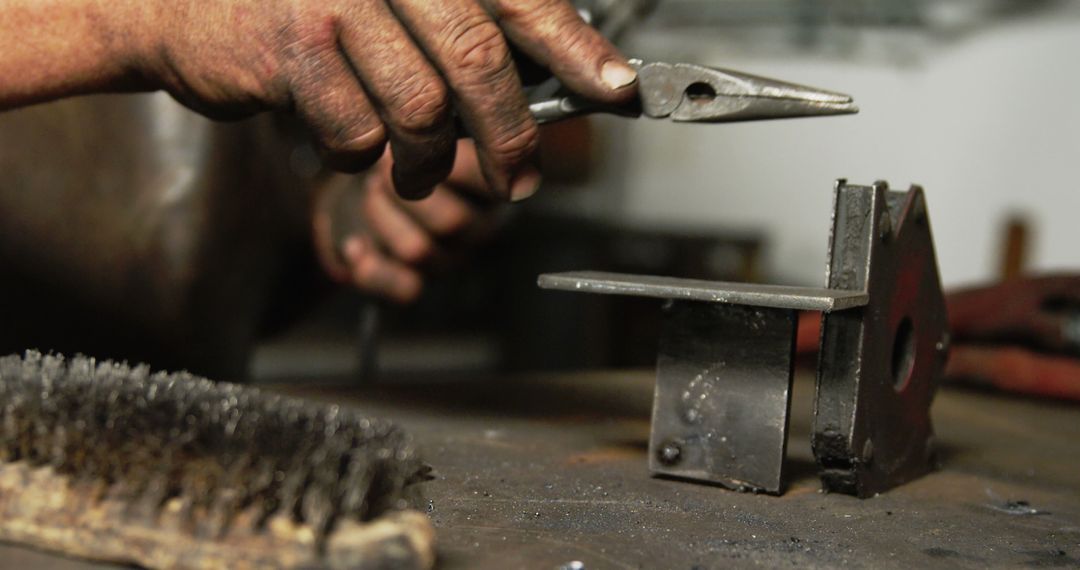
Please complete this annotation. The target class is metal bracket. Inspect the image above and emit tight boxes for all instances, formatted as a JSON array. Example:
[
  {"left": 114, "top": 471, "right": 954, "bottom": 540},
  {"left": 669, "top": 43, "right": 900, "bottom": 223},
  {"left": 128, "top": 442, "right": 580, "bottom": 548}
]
[
  {"left": 813, "top": 180, "right": 947, "bottom": 497},
  {"left": 538, "top": 180, "right": 946, "bottom": 497},
  {"left": 537, "top": 272, "right": 865, "bottom": 493}
]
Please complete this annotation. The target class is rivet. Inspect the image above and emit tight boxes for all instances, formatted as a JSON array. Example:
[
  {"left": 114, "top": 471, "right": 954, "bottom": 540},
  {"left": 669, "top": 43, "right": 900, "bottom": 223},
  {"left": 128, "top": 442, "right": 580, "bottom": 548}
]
[{"left": 657, "top": 440, "right": 683, "bottom": 466}]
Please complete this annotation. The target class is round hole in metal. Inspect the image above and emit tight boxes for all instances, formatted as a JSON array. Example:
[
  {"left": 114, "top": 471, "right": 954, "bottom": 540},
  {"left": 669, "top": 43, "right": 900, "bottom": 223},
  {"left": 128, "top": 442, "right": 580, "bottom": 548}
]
[{"left": 685, "top": 82, "right": 717, "bottom": 102}]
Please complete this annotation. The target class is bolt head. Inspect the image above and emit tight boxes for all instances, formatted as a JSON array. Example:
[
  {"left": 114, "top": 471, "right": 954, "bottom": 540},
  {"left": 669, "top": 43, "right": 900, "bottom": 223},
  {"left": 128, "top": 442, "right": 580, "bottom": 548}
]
[{"left": 657, "top": 440, "right": 683, "bottom": 466}]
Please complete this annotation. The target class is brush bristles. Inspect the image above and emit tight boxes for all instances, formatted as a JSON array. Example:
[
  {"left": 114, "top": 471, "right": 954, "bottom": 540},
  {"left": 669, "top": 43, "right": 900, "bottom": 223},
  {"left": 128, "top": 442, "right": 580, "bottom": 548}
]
[{"left": 0, "top": 351, "right": 427, "bottom": 543}]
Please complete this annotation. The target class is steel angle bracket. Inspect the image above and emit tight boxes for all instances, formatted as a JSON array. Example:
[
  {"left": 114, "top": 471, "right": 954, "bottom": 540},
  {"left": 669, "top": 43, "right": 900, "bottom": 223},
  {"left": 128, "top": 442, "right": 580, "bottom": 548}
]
[
  {"left": 536, "top": 273, "right": 867, "bottom": 494},
  {"left": 813, "top": 180, "right": 948, "bottom": 497},
  {"left": 537, "top": 180, "right": 946, "bottom": 497}
]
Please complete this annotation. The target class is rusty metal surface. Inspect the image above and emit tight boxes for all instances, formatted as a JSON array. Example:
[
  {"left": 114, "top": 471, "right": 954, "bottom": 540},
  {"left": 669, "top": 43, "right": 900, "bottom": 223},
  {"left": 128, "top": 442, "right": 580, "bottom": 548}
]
[
  {"left": 4, "top": 369, "right": 1079, "bottom": 569},
  {"left": 539, "top": 180, "right": 946, "bottom": 497},
  {"left": 814, "top": 181, "right": 948, "bottom": 497},
  {"left": 650, "top": 303, "right": 796, "bottom": 494}
]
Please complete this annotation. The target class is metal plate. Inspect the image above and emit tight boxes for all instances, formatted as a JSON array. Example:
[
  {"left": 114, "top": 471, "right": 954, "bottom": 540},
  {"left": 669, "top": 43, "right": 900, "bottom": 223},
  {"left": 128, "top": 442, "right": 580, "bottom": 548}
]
[
  {"left": 813, "top": 181, "right": 948, "bottom": 497},
  {"left": 538, "top": 271, "right": 868, "bottom": 311},
  {"left": 649, "top": 301, "right": 797, "bottom": 494}
]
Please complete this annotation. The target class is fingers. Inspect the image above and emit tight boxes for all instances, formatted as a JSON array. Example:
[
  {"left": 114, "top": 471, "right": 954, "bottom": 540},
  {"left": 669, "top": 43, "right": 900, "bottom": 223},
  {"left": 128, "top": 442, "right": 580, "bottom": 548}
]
[
  {"left": 311, "top": 199, "right": 352, "bottom": 283},
  {"left": 337, "top": 1, "right": 457, "bottom": 199},
  {"left": 362, "top": 168, "right": 435, "bottom": 264},
  {"left": 485, "top": 0, "right": 639, "bottom": 102},
  {"left": 399, "top": 186, "right": 479, "bottom": 237},
  {"left": 365, "top": 174, "right": 488, "bottom": 257},
  {"left": 387, "top": 0, "right": 541, "bottom": 201},
  {"left": 444, "top": 139, "right": 489, "bottom": 195},
  {"left": 342, "top": 236, "right": 423, "bottom": 304},
  {"left": 303, "top": 0, "right": 628, "bottom": 201},
  {"left": 384, "top": 141, "right": 497, "bottom": 239},
  {"left": 290, "top": 48, "right": 387, "bottom": 172},
  {"left": 309, "top": 170, "right": 427, "bottom": 303},
  {"left": 314, "top": 138, "right": 500, "bottom": 304}
]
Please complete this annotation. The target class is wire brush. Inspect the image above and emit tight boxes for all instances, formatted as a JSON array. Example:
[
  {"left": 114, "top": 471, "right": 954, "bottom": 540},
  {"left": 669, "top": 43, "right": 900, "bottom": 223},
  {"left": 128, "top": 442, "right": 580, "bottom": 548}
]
[{"left": 0, "top": 351, "right": 435, "bottom": 569}]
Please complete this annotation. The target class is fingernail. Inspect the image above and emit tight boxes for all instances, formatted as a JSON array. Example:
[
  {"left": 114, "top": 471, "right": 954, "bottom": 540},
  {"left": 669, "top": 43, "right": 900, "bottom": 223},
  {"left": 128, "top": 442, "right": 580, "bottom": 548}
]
[
  {"left": 601, "top": 60, "right": 638, "bottom": 90},
  {"left": 510, "top": 167, "right": 542, "bottom": 202}
]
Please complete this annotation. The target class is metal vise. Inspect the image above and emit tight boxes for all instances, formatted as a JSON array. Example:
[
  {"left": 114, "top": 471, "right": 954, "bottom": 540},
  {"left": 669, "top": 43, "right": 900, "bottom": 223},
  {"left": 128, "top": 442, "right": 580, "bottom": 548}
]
[{"left": 539, "top": 180, "right": 947, "bottom": 497}]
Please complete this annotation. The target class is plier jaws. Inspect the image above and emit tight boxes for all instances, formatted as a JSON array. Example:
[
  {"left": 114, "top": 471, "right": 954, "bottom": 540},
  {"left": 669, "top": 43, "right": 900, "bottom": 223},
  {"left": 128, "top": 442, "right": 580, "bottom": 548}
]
[
  {"left": 634, "top": 60, "right": 858, "bottom": 122},
  {"left": 526, "top": 58, "right": 858, "bottom": 126}
]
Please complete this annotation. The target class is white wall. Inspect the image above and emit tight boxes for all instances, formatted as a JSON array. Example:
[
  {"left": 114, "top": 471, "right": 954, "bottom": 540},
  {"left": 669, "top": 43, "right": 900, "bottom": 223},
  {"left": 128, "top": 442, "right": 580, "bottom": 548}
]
[{"left": 568, "top": 9, "right": 1080, "bottom": 288}]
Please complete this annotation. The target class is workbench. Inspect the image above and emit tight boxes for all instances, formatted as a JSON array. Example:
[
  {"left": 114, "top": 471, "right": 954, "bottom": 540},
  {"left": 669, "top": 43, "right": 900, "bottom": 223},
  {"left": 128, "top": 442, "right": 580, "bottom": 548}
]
[{"left": 4, "top": 370, "right": 1079, "bottom": 569}]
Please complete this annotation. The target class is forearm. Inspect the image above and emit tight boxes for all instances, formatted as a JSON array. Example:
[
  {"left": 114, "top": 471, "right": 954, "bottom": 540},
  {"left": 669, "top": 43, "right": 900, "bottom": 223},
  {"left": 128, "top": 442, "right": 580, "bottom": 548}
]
[{"left": 0, "top": 0, "right": 148, "bottom": 110}]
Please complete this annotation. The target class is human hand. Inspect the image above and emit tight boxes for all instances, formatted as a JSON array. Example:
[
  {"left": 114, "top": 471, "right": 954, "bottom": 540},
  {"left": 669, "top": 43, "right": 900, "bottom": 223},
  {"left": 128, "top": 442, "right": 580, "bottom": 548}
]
[
  {"left": 313, "top": 140, "right": 501, "bottom": 303},
  {"left": 134, "top": 0, "right": 637, "bottom": 200}
]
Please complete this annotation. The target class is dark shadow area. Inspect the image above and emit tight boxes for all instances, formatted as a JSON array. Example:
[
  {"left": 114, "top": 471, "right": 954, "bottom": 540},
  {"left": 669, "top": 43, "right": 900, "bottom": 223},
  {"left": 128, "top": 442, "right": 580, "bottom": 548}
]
[
  {"left": 280, "top": 372, "right": 656, "bottom": 421},
  {"left": 783, "top": 456, "right": 821, "bottom": 486}
]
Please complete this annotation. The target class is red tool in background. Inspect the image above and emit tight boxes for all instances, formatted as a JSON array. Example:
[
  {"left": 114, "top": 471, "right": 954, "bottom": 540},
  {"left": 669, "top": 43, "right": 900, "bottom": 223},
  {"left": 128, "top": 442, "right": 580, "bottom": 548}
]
[{"left": 798, "top": 274, "right": 1080, "bottom": 401}]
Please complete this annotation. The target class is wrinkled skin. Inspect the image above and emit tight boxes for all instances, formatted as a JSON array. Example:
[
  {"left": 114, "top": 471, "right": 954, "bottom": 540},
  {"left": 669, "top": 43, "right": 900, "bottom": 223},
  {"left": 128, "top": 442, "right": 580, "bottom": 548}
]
[
  {"left": 797, "top": 275, "right": 1080, "bottom": 401},
  {"left": 1, "top": 0, "right": 638, "bottom": 200}
]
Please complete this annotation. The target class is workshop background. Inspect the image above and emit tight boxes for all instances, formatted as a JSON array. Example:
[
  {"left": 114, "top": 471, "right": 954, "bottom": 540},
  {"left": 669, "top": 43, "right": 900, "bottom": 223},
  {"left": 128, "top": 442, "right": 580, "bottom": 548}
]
[
  {"left": 1, "top": 0, "right": 1078, "bottom": 382},
  {"left": 290, "top": 0, "right": 1080, "bottom": 382},
  {"left": 543, "top": 0, "right": 1080, "bottom": 288},
  {"left": 2, "top": 1, "right": 1080, "bottom": 569}
]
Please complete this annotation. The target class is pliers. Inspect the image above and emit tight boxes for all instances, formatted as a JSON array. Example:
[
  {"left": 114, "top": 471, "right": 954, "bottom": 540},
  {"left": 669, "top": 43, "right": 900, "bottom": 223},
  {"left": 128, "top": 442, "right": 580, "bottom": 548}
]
[{"left": 528, "top": 58, "right": 858, "bottom": 125}]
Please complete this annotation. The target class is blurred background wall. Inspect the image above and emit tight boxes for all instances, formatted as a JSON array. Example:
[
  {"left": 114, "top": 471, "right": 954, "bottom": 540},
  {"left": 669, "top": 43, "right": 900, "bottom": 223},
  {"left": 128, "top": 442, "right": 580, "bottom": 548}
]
[{"left": 541, "top": 0, "right": 1080, "bottom": 288}]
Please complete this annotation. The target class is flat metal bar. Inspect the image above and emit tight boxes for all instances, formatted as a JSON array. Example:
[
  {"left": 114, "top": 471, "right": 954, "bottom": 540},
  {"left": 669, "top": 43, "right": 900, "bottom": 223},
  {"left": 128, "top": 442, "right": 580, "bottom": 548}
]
[
  {"left": 649, "top": 302, "right": 797, "bottom": 494},
  {"left": 538, "top": 271, "right": 868, "bottom": 312}
]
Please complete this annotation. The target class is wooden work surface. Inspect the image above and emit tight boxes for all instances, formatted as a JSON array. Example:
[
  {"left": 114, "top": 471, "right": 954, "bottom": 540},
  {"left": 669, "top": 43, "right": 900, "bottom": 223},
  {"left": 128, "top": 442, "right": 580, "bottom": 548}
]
[{"left": 3, "top": 370, "right": 1079, "bottom": 569}]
